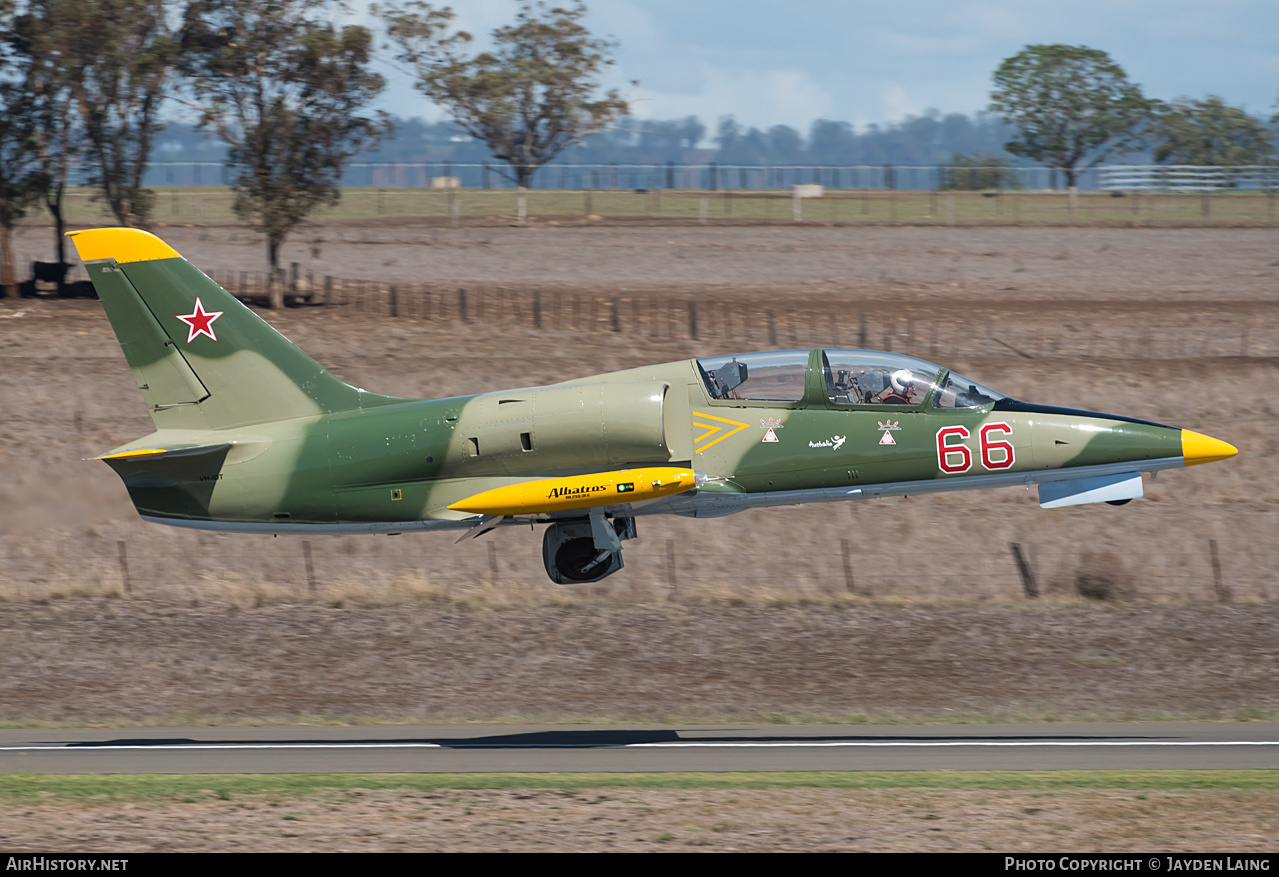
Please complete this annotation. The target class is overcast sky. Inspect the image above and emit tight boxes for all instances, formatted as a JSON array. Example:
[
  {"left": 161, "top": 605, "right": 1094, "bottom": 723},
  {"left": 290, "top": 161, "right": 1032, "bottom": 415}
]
[{"left": 366, "top": 0, "right": 1279, "bottom": 133}]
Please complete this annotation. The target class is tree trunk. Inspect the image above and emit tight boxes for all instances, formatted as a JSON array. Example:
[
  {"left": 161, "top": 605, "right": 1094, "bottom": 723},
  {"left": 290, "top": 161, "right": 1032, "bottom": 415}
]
[
  {"left": 1, "top": 222, "right": 18, "bottom": 300},
  {"left": 47, "top": 183, "right": 66, "bottom": 294},
  {"left": 267, "top": 238, "right": 283, "bottom": 309}
]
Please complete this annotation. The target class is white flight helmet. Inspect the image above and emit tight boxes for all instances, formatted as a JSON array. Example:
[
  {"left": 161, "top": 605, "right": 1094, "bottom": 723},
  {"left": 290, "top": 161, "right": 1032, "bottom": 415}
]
[{"left": 889, "top": 369, "right": 915, "bottom": 394}]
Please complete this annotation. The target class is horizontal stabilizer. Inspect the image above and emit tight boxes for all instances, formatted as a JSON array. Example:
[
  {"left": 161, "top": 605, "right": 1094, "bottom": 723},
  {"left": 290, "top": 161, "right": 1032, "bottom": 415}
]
[{"left": 99, "top": 443, "right": 233, "bottom": 463}]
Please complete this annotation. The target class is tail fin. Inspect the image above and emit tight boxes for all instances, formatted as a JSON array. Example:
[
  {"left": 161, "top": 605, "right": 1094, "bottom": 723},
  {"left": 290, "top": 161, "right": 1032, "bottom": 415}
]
[{"left": 70, "top": 228, "right": 400, "bottom": 430}]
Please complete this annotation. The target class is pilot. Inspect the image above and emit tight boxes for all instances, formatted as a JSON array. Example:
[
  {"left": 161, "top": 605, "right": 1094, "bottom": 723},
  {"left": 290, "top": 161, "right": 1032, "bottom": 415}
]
[{"left": 879, "top": 369, "right": 917, "bottom": 405}]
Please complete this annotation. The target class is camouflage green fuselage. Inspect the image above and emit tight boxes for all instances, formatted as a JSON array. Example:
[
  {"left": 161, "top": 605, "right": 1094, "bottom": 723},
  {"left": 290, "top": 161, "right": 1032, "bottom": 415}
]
[
  {"left": 72, "top": 227, "right": 1224, "bottom": 542},
  {"left": 106, "top": 352, "right": 1182, "bottom": 531}
]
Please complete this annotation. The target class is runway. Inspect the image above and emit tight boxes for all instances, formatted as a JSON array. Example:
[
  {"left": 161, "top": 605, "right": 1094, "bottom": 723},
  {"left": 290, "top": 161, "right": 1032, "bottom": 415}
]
[{"left": 3, "top": 722, "right": 1278, "bottom": 773}]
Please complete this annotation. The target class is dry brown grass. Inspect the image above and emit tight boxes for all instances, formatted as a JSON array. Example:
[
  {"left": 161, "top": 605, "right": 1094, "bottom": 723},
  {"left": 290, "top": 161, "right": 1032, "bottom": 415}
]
[{"left": 1, "top": 785, "right": 1276, "bottom": 851}]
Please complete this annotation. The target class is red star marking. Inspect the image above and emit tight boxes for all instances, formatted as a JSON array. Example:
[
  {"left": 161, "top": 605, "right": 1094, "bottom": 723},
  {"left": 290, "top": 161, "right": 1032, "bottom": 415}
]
[{"left": 175, "top": 297, "right": 223, "bottom": 344}]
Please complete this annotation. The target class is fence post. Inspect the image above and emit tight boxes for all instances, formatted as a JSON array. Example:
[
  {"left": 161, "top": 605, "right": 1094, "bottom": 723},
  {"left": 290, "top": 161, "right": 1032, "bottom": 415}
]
[
  {"left": 610, "top": 297, "right": 621, "bottom": 332},
  {"left": 666, "top": 538, "right": 677, "bottom": 598},
  {"left": 389, "top": 285, "right": 398, "bottom": 318},
  {"left": 532, "top": 290, "right": 542, "bottom": 329},
  {"left": 324, "top": 275, "right": 333, "bottom": 306},
  {"left": 1209, "top": 539, "right": 1229, "bottom": 603},
  {"left": 840, "top": 538, "right": 855, "bottom": 594},
  {"left": 1009, "top": 542, "right": 1038, "bottom": 598},
  {"left": 767, "top": 309, "right": 778, "bottom": 346},
  {"left": 687, "top": 301, "right": 698, "bottom": 340},
  {"left": 303, "top": 540, "right": 317, "bottom": 595},
  {"left": 458, "top": 287, "right": 468, "bottom": 323},
  {"left": 117, "top": 540, "right": 131, "bottom": 595}
]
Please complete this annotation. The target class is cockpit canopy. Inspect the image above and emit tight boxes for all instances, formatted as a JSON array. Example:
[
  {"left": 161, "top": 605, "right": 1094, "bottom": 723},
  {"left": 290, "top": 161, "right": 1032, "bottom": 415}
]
[{"left": 695, "top": 349, "right": 1005, "bottom": 409}]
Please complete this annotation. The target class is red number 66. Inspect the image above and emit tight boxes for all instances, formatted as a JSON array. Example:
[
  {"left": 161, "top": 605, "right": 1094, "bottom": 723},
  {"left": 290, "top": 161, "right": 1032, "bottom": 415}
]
[{"left": 937, "top": 423, "right": 1015, "bottom": 473}]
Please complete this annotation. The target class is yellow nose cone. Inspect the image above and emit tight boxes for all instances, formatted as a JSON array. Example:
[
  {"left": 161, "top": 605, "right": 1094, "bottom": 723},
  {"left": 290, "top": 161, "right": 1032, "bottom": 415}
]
[{"left": 1181, "top": 430, "right": 1238, "bottom": 466}]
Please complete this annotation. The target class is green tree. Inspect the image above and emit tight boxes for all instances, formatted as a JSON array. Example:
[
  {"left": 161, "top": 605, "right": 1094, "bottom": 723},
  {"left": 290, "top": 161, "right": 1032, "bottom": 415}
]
[
  {"left": 1153, "top": 96, "right": 1275, "bottom": 166},
  {"left": 380, "top": 1, "right": 629, "bottom": 189},
  {"left": 808, "top": 119, "right": 855, "bottom": 164},
  {"left": 989, "top": 44, "right": 1155, "bottom": 188},
  {"left": 0, "top": 0, "right": 43, "bottom": 298},
  {"left": 64, "top": 0, "right": 178, "bottom": 227},
  {"left": 12, "top": 0, "right": 82, "bottom": 280},
  {"left": 180, "top": 0, "right": 389, "bottom": 302},
  {"left": 939, "top": 151, "right": 1017, "bottom": 191}
]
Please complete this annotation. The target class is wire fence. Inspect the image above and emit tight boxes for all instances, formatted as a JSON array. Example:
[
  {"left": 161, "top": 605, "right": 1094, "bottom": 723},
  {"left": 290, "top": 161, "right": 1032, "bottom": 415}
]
[
  {"left": 2, "top": 532, "right": 1270, "bottom": 606},
  {"left": 172, "top": 270, "right": 1277, "bottom": 362},
  {"left": 139, "top": 162, "right": 1279, "bottom": 192},
  {"left": 25, "top": 186, "right": 1278, "bottom": 230},
  {"left": 1099, "top": 165, "right": 1279, "bottom": 191},
  {"left": 14, "top": 252, "right": 1277, "bottom": 364}
]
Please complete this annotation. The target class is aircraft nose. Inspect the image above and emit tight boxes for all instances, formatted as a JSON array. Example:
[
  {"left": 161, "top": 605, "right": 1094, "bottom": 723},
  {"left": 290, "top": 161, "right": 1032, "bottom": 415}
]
[{"left": 1181, "top": 430, "right": 1238, "bottom": 466}]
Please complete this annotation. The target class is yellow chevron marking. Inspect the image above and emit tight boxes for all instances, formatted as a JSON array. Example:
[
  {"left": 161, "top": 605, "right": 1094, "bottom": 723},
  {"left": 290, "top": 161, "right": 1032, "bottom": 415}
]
[
  {"left": 692, "top": 412, "right": 749, "bottom": 454},
  {"left": 694, "top": 422, "right": 720, "bottom": 446}
]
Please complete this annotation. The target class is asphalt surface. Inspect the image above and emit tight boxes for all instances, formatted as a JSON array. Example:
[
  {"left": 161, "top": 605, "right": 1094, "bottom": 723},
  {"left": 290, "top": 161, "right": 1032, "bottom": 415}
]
[{"left": 2, "top": 722, "right": 1278, "bottom": 774}]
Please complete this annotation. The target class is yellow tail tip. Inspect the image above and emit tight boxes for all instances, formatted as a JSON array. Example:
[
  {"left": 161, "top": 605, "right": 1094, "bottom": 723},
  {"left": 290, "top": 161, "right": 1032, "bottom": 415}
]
[
  {"left": 1181, "top": 429, "right": 1238, "bottom": 466},
  {"left": 67, "top": 228, "right": 182, "bottom": 265}
]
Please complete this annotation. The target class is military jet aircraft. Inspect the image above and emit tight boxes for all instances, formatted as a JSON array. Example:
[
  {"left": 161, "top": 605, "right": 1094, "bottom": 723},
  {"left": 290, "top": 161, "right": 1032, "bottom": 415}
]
[{"left": 70, "top": 227, "right": 1238, "bottom": 584}]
